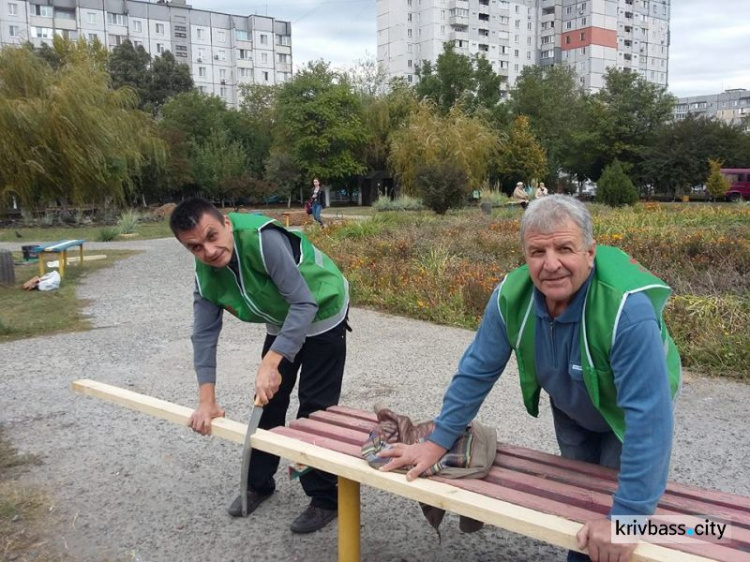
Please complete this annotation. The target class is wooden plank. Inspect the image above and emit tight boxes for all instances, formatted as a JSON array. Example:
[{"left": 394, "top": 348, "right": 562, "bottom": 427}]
[{"left": 71, "top": 380, "right": 726, "bottom": 562}]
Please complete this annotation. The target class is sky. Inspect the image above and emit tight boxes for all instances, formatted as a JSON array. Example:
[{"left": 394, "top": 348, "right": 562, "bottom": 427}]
[{"left": 189, "top": 0, "right": 750, "bottom": 99}]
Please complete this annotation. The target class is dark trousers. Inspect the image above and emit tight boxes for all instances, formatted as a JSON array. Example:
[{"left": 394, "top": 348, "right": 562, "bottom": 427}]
[
  {"left": 551, "top": 402, "right": 622, "bottom": 562},
  {"left": 247, "top": 319, "right": 347, "bottom": 511}
]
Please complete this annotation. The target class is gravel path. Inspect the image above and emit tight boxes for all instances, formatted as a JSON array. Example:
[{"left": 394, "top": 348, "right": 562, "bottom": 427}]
[{"left": 1, "top": 238, "right": 748, "bottom": 562}]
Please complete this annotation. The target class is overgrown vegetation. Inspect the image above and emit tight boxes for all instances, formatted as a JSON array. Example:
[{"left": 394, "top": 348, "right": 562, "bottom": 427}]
[{"left": 310, "top": 204, "right": 750, "bottom": 379}]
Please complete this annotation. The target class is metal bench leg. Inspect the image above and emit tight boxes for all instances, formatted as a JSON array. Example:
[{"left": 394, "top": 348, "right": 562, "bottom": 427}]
[
  {"left": 79, "top": 245, "right": 84, "bottom": 266},
  {"left": 338, "top": 476, "right": 360, "bottom": 562},
  {"left": 60, "top": 251, "right": 66, "bottom": 278}
]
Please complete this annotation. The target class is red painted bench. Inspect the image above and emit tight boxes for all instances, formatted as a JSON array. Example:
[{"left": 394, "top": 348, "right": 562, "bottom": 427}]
[{"left": 271, "top": 406, "right": 750, "bottom": 562}]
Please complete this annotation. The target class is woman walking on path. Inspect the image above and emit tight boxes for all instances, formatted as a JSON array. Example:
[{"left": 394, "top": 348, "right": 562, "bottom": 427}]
[{"left": 311, "top": 178, "right": 326, "bottom": 227}]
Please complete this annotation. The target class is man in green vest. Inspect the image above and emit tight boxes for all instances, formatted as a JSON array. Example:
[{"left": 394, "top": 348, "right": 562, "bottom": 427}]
[
  {"left": 170, "top": 198, "right": 350, "bottom": 534},
  {"left": 380, "top": 195, "right": 680, "bottom": 562}
]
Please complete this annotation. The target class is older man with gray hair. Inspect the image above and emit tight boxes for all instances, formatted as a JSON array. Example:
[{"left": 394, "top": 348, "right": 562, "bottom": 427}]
[{"left": 381, "top": 195, "right": 681, "bottom": 562}]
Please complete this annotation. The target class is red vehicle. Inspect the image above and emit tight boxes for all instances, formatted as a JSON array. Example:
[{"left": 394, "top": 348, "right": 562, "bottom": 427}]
[{"left": 721, "top": 168, "right": 750, "bottom": 202}]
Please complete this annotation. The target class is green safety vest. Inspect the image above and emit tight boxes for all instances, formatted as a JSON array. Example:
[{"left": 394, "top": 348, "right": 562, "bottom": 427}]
[
  {"left": 498, "top": 245, "right": 681, "bottom": 441},
  {"left": 195, "top": 213, "right": 348, "bottom": 333}
]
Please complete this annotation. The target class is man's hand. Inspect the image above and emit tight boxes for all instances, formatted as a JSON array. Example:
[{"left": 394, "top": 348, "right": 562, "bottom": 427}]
[
  {"left": 188, "top": 401, "right": 225, "bottom": 435},
  {"left": 377, "top": 441, "right": 447, "bottom": 481},
  {"left": 577, "top": 518, "right": 637, "bottom": 562},
  {"left": 255, "top": 350, "right": 284, "bottom": 405}
]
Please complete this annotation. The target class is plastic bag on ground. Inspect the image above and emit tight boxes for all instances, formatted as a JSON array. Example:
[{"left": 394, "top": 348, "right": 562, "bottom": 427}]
[{"left": 37, "top": 270, "right": 61, "bottom": 291}]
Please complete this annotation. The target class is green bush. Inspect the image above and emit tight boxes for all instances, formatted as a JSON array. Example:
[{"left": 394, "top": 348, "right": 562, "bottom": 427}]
[
  {"left": 118, "top": 209, "right": 141, "bottom": 234},
  {"left": 416, "top": 162, "right": 468, "bottom": 215},
  {"left": 597, "top": 159, "right": 638, "bottom": 207},
  {"left": 706, "top": 159, "right": 730, "bottom": 200},
  {"left": 479, "top": 188, "right": 511, "bottom": 208},
  {"left": 97, "top": 227, "right": 121, "bottom": 241},
  {"left": 373, "top": 195, "right": 424, "bottom": 211}
]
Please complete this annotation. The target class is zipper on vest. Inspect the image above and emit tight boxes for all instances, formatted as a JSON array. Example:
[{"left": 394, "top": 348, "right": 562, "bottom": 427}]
[{"left": 549, "top": 320, "right": 557, "bottom": 367}]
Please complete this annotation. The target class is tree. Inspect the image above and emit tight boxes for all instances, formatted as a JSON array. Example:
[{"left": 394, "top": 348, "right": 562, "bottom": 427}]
[
  {"left": 389, "top": 100, "right": 500, "bottom": 197},
  {"left": 146, "top": 51, "right": 194, "bottom": 109},
  {"left": 274, "top": 60, "right": 367, "bottom": 185},
  {"left": 510, "top": 65, "right": 585, "bottom": 186},
  {"left": 586, "top": 68, "right": 676, "bottom": 182},
  {"left": 237, "top": 84, "right": 278, "bottom": 179},
  {"left": 191, "top": 130, "right": 247, "bottom": 206},
  {"left": 496, "top": 115, "right": 547, "bottom": 190},
  {"left": 108, "top": 40, "right": 151, "bottom": 105},
  {"left": 416, "top": 43, "right": 475, "bottom": 113},
  {"left": 0, "top": 41, "right": 165, "bottom": 209},
  {"left": 265, "top": 149, "right": 301, "bottom": 206},
  {"left": 706, "top": 159, "right": 730, "bottom": 200},
  {"left": 161, "top": 90, "right": 227, "bottom": 145},
  {"left": 597, "top": 159, "right": 638, "bottom": 207},
  {"left": 473, "top": 54, "right": 503, "bottom": 110},
  {"left": 344, "top": 54, "right": 388, "bottom": 98},
  {"left": 415, "top": 161, "right": 468, "bottom": 214}
]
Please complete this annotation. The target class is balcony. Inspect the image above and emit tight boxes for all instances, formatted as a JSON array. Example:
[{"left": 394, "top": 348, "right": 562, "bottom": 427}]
[
  {"left": 450, "top": 29, "right": 469, "bottom": 42},
  {"left": 449, "top": 14, "right": 469, "bottom": 27}
]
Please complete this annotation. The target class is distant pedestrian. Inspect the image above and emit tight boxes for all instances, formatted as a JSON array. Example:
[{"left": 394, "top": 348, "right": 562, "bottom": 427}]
[{"left": 311, "top": 178, "right": 326, "bottom": 227}]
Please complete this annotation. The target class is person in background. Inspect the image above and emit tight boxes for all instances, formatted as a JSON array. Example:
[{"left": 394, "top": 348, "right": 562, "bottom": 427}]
[
  {"left": 311, "top": 178, "right": 326, "bottom": 227},
  {"left": 536, "top": 182, "right": 549, "bottom": 198},
  {"left": 379, "top": 195, "right": 681, "bottom": 562},
  {"left": 513, "top": 181, "right": 530, "bottom": 209}
]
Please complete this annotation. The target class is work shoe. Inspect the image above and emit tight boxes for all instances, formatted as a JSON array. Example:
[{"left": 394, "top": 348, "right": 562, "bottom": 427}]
[
  {"left": 289, "top": 504, "right": 338, "bottom": 533},
  {"left": 227, "top": 490, "right": 273, "bottom": 518}
]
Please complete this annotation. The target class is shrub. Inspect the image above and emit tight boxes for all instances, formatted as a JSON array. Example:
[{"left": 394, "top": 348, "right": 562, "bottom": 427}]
[
  {"left": 597, "top": 159, "right": 638, "bottom": 207},
  {"left": 118, "top": 209, "right": 141, "bottom": 234},
  {"left": 97, "top": 227, "right": 121, "bottom": 241},
  {"left": 416, "top": 162, "right": 468, "bottom": 215},
  {"left": 479, "top": 188, "right": 511, "bottom": 208},
  {"left": 706, "top": 159, "right": 730, "bottom": 200},
  {"left": 373, "top": 195, "right": 424, "bottom": 212}
]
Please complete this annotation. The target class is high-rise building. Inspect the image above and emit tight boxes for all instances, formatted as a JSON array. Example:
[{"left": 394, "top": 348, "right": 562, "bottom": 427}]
[
  {"left": 0, "top": 0, "right": 293, "bottom": 108},
  {"left": 377, "top": 0, "right": 669, "bottom": 94},
  {"left": 674, "top": 89, "right": 750, "bottom": 129}
]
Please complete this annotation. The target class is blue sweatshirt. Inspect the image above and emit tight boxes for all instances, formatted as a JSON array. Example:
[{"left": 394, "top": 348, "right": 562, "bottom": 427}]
[{"left": 429, "top": 271, "right": 674, "bottom": 517}]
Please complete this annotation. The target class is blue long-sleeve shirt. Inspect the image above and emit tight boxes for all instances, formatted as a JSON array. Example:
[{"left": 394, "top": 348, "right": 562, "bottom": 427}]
[{"left": 429, "top": 272, "right": 674, "bottom": 517}]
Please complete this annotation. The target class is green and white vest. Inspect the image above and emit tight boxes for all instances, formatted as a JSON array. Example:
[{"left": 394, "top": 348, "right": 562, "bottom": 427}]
[
  {"left": 498, "top": 245, "right": 681, "bottom": 441},
  {"left": 195, "top": 213, "right": 348, "bottom": 334}
]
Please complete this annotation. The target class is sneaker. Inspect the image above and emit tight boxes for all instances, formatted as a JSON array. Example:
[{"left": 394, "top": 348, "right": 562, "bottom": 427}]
[
  {"left": 227, "top": 489, "right": 273, "bottom": 518},
  {"left": 289, "top": 504, "right": 338, "bottom": 533}
]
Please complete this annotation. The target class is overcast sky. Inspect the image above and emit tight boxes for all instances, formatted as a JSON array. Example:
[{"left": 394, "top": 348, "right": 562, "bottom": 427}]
[{"left": 189, "top": 0, "right": 750, "bottom": 98}]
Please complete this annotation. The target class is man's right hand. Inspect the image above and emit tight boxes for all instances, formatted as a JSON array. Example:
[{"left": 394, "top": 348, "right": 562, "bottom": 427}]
[
  {"left": 188, "top": 402, "right": 225, "bottom": 435},
  {"left": 377, "top": 441, "right": 447, "bottom": 481}
]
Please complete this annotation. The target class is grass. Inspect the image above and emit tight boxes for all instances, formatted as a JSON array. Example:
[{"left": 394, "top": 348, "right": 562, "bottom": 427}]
[
  {"left": 0, "top": 250, "right": 135, "bottom": 342},
  {"left": 309, "top": 203, "right": 750, "bottom": 380},
  {"left": 0, "top": 220, "right": 172, "bottom": 243},
  {"left": 0, "top": 426, "right": 67, "bottom": 562}
]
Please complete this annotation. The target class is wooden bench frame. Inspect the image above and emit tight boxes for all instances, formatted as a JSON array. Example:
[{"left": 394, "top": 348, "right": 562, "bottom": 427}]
[
  {"left": 72, "top": 380, "right": 744, "bottom": 562},
  {"left": 33, "top": 239, "right": 85, "bottom": 277}
]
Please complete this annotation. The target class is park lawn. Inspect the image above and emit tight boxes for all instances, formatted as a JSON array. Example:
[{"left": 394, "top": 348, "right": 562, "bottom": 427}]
[
  {"left": 0, "top": 220, "right": 172, "bottom": 243},
  {"left": 0, "top": 250, "right": 135, "bottom": 342},
  {"left": 309, "top": 202, "right": 750, "bottom": 380}
]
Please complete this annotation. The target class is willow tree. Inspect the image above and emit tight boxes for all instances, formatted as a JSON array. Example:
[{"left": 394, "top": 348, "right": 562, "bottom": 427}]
[
  {"left": 0, "top": 39, "right": 166, "bottom": 210},
  {"left": 389, "top": 99, "right": 501, "bottom": 197}
]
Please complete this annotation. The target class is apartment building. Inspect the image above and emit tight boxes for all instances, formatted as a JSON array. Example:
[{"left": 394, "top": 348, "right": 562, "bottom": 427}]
[
  {"left": 377, "top": 0, "right": 669, "bottom": 94},
  {"left": 674, "top": 89, "right": 750, "bottom": 128},
  {"left": 0, "top": 0, "right": 293, "bottom": 108}
]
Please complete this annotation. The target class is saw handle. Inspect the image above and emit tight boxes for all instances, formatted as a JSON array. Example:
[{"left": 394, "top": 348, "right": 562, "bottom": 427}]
[{"left": 254, "top": 395, "right": 264, "bottom": 407}]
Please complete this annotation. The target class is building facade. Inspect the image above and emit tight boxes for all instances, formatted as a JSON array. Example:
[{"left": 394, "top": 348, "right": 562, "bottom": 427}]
[
  {"left": 377, "top": 0, "right": 669, "bottom": 94},
  {"left": 674, "top": 89, "right": 750, "bottom": 128},
  {"left": 0, "top": 0, "right": 292, "bottom": 108}
]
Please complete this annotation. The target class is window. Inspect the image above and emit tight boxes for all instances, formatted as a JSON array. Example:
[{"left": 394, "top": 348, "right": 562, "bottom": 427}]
[
  {"left": 156, "top": 23, "right": 165, "bottom": 34},
  {"left": 56, "top": 10, "right": 75, "bottom": 20},
  {"left": 526, "top": 51, "right": 531, "bottom": 60},
  {"left": 581, "top": 17, "right": 587, "bottom": 26},
  {"left": 408, "top": 28, "right": 412, "bottom": 38},
  {"left": 260, "top": 52, "right": 267, "bottom": 63},
  {"left": 218, "top": 50, "right": 226, "bottom": 61},
  {"left": 134, "top": 40, "right": 143, "bottom": 48},
  {"left": 565, "top": 21, "right": 572, "bottom": 30},
  {"left": 219, "top": 69, "right": 226, "bottom": 79},
  {"left": 408, "top": 0, "right": 412, "bottom": 5},
  {"left": 408, "top": 13, "right": 412, "bottom": 22},
  {"left": 9, "top": 25, "right": 19, "bottom": 37},
  {"left": 220, "top": 87, "right": 226, "bottom": 98},
  {"left": 107, "top": 13, "right": 126, "bottom": 26},
  {"left": 132, "top": 20, "right": 142, "bottom": 33},
  {"left": 32, "top": 26, "right": 54, "bottom": 39},
  {"left": 580, "top": 32, "right": 585, "bottom": 40},
  {"left": 108, "top": 34, "right": 125, "bottom": 46},
  {"left": 218, "top": 31, "right": 226, "bottom": 42},
  {"left": 407, "top": 59, "right": 412, "bottom": 67},
  {"left": 260, "top": 33, "right": 268, "bottom": 45},
  {"left": 88, "top": 33, "right": 97, "bottom": 41},
  {"left": 87, "top": 12, "right": 97, "bottom": 24},
  {"left": 441, "top": 25, "right": 445, "bottom": 33},
  {"left": 277, "top": 53, "right": 290, "bottom": 63},
  {"left": 156, "top": 43, "right": 165, "bottom": 54},
  {"left": 235, "top": 29, "right": 248, "bottom": 41},
  {"left": 35, "top": 5, "right": 53, "bottom": 17},
  {"left": 263, "top": 71, "right": 269, "bottom": 82},
  {"left": 239, "top": 49, "right": 250, "bottom": 60},
  {"left": 277, "top": 34, "right": 291, "bottom": 46},
  {"left": 514, "top": 49, "right": 519, "bottom": 57},
  {"left": 238, "top": 68, "right": 250, "bottom": 78},
  {"left": 8, "top": 3, "right": 18, "bottom": 16},
  {"left": 198, "top": 67, "right": 206, "bottom": 77},
  {"left": 196, "top": 28, "right": 204, "bottom": 40}
]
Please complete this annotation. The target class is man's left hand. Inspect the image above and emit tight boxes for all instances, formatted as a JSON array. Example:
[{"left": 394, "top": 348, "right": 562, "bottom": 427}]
[{"left": 577, "top": 518, "right": 637, "bottom": 562}]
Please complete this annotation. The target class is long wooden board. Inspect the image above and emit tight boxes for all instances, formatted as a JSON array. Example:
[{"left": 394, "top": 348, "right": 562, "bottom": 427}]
[{"left": 72, "top": 379, "right": 721, "bottom": 562}]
